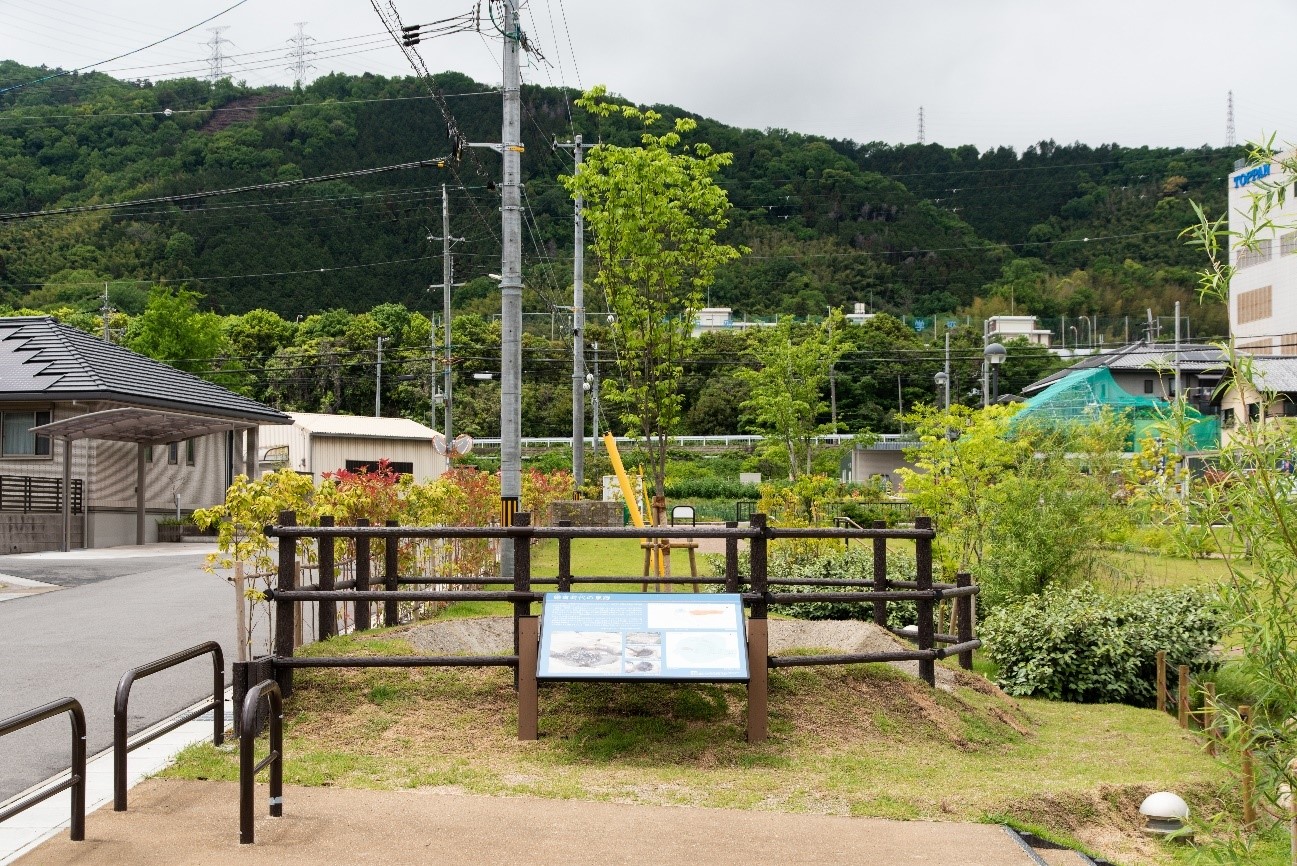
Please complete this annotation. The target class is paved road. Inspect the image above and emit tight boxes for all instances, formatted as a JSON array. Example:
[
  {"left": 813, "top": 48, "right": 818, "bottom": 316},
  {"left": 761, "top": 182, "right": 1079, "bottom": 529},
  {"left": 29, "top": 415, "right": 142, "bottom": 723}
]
[{"left": 0, "top": 545, "right": 240, "bottom": 801}]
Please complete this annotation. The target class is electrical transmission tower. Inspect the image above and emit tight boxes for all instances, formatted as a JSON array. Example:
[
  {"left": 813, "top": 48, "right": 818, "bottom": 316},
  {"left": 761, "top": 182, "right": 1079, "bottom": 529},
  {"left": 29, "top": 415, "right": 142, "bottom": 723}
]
[
  {"left": 205, "top": 27, "right": 234, "bottom": 82},
  {"left": 918, "top": 106, "right": 925, "bottom": 144},
  {"left": 286, "top": 22, "right": 316, "bottom": 88},
  {"left": 1226, "top": 90, "right": 1236, "bottom": 148}
]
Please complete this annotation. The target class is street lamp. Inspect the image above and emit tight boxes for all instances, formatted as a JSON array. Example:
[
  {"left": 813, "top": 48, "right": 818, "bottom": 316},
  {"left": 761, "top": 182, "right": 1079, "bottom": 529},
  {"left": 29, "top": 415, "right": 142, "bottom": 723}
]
[
  {"left": 983, "top": 342, "right": 1007, "bottom": 408},
  {"left": 933, "top": 371, "right": 950, "bottom": 410}
]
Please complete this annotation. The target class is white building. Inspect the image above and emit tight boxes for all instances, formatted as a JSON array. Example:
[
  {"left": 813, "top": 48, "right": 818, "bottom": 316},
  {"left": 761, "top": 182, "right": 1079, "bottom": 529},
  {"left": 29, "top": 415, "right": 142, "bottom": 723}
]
[
  {"left": 257, "top": 413, "right": 448, "bottom": 483},
  {"left": 985, "top": 315, "right": 1052, "bottom": 348},
  {"left": 1228, "top": 151, "right": 1297, "bottom": 353}
]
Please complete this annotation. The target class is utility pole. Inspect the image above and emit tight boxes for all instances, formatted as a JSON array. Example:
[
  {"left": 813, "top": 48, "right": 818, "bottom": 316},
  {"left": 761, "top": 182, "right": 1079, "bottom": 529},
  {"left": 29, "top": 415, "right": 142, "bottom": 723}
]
[
  {"left": 432, "top": 184, "right": 464, "bottom": 443},
  {"left": 1174, "top": 301, "right": 1182, "bottom": 399},
  {"left": 827, "top": 308, "right": 838, "bottom": 433},
  {"left": 375, "top": 335, "right": 383, "bottom": 417},
  {"left": 499, "top": 0, "right": 524, "bottom": 574},
  {"left": 100, "top": 283, "right": 113, "bottom": 342},
  {"left": 591, "top": 341, "right": 600, "bottom": 455},
  {"left": 557, "top": 135, "right": 585, "bottom": 491},
  {"left": 943, "top": 330, "right": 951, "bottom": 410}
]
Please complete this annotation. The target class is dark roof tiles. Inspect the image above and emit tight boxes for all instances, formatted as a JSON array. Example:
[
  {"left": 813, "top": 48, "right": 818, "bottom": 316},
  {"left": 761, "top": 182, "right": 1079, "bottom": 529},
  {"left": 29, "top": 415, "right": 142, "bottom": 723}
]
[{"left": 0, "top": 316, "right": 289, "bottom": 423}]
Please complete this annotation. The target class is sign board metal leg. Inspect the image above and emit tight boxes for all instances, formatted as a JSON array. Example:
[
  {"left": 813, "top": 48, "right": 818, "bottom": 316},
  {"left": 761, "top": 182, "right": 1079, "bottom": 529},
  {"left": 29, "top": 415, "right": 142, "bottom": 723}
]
[
  {"left": 517, "top": 616, "right": 539, "bottom": 740},
  {"left": 746, "top": 618, "right": 768, "bottom": 744}
]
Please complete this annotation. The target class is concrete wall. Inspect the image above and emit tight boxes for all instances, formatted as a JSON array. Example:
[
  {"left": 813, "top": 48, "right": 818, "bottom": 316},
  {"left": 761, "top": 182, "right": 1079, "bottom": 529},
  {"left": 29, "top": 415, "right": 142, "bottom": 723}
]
[
  {"left": 0, "top": 513, "right": 85, "bottom": 554},
  {"left": 849, "top": 446, "right": 916, "bottom": 491}
]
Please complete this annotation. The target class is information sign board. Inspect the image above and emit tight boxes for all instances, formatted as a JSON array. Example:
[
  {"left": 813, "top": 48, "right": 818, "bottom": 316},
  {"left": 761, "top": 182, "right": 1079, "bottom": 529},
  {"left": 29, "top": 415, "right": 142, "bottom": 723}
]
[{"left": 537, "top": 593, "right": 749, "bottom": 682}]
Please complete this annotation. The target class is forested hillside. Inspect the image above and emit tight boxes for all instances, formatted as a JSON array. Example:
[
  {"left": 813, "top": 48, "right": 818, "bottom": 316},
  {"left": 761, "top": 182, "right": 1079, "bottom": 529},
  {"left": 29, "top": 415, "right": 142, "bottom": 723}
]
[{"left": 0, "top": 61, "right": 1233, "bottom": 332}]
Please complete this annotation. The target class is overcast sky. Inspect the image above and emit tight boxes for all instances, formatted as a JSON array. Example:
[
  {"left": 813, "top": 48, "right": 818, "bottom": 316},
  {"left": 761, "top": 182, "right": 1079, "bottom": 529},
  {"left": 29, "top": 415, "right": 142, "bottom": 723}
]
[{"left": 2, "top": 0, "right": 1293, "bottom": 153}]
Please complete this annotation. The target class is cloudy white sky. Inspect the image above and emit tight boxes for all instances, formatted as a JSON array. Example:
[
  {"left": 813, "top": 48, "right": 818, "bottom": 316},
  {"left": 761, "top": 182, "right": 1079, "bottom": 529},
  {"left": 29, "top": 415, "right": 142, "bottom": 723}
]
[{"left": 1, "top": 0, "right": 1293, "bottom": 152}]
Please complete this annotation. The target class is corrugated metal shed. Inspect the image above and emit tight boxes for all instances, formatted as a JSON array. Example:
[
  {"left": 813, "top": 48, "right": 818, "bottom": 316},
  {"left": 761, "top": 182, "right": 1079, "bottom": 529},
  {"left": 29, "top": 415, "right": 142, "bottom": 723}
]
[{"left": 287, "top": 412, "right": 436, "bottom": 439}]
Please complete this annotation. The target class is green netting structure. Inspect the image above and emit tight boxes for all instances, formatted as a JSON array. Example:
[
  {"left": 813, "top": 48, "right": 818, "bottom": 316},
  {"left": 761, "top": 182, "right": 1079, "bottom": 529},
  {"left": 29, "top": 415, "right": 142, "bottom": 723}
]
[{"left": 1012, "top": 367, "right": 1219, "bottom": 452}]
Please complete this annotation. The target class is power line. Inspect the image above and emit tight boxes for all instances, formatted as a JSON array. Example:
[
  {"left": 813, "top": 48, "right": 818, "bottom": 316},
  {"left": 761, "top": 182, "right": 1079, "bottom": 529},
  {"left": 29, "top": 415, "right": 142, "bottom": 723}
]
[
  {"left": 0, "top": 157, "right": 450, "bottom": 221},
  {"left": 0, "top": 0, "right": 252, "bottom": 95}
]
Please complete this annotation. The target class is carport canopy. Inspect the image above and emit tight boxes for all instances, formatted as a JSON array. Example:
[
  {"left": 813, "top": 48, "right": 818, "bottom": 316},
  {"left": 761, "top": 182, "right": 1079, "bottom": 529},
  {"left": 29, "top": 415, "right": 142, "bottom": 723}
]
[{"left": 33, "top": 407, "right": 259, "bottom": 550}]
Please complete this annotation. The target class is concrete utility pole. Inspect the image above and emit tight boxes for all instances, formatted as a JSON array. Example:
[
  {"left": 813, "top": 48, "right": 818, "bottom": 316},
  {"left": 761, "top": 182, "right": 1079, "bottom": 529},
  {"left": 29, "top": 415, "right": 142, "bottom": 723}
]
[
  {"left": 375, "top": 335, "right": 383, "bottom": 417},
  {"left": 591, "top": 341, "right": 600, "bottom": 454},
  {"left": 558, "top": 135, "right": 585, "bottom": 490},
  {"left": 434, "top": 184, "right": 464, "bottom": 442},
  {"left": 499, "top": 0, "right": 524, "bottom": 575}
]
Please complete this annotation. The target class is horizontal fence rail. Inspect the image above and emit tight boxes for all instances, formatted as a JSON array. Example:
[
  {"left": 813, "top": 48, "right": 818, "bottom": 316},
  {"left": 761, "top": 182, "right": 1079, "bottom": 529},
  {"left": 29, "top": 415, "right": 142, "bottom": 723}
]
[
  {"left": 0, "top": 697, "right": 86, "bottom": 841},
  {"left": 260, "top": 511, "right": 979, "bottom": 696},
  {"left": 114, "top": 642, "right": 225, "bottom": 812},
  {"left": 0, "top": 475, "right": 82, "bottom": 514}
]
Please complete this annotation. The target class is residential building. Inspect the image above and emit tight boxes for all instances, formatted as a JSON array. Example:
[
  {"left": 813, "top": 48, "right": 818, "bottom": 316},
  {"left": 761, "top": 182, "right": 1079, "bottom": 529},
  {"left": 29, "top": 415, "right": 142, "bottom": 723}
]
[{"left": 0, "top": 316, "right": 289, "bottom": 550}]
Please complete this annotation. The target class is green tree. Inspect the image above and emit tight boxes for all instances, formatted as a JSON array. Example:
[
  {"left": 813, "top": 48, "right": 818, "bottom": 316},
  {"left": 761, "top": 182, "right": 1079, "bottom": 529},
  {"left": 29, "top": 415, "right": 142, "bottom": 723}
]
[
  {"left": 123, "top": 286, "right": 225, "bottom": 374},
  {"left": 562, "top": 85, "right": 743, "bottom": 505},
  {"left": 899, "top": 404, "right": 1128, "bottom": 605},
  {"left": 736, "top": 313, "right": 847, "bottom": 479}
]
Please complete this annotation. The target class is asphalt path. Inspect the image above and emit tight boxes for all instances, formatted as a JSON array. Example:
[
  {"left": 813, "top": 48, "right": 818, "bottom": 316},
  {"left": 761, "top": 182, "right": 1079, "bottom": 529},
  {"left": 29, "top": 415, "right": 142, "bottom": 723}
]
[{"left": 0, "top": 546, "right": 241, "bottom": 801}]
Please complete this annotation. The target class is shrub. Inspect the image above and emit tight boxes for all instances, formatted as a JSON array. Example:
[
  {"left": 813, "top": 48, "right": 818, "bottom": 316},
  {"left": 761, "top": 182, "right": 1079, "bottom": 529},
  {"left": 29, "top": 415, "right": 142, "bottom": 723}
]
[
  {"left": 710, "top": 543, "right": 917, "bottom": 628},
  {"left": 981, "top": 585, "right": 1223, "bottom": 706},
  {"left": 664, "top": 477, "right": 761, "bottom": 500}
]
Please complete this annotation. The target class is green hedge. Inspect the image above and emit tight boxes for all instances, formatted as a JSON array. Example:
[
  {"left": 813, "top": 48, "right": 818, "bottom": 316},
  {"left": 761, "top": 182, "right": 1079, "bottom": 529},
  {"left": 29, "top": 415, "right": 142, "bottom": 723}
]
[
  {"left": 981, "top": 586, "right": 1223, "bottom": 706},
  {"left": 664, "top": 477, "right": 761, "bottom": 500}
]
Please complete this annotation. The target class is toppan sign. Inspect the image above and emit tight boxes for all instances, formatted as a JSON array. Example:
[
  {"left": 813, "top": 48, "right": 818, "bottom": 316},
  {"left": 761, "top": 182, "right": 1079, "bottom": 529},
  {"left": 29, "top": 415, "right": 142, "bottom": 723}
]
[{"left": 1233, "top": 163, "right": 1271, "bottom": 189}]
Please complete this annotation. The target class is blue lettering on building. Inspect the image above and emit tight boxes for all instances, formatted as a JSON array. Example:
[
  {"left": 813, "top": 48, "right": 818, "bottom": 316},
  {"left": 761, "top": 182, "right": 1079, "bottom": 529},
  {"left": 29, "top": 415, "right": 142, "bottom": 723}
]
[{"left": 1233, "top": 163, "right": 1272, "bottom": 189}]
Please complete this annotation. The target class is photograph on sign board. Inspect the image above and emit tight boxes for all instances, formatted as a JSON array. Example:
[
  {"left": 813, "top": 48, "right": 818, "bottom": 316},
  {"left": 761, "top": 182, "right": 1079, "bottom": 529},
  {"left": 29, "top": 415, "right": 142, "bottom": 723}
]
[
  {"left": 546, "top": 631, "right": 623, "bottom": 673},
  {"left": 664, "top": 631, "right": 742, "bottom": 669},
  {"left": 624, "top": 632, "right": 662, "bottom": 660},
  {"left": 645, "top": 602, "right": 733, "bottom": 630},
  {"left": 624, "top": 659, "right": 661, "bottom": 674}
]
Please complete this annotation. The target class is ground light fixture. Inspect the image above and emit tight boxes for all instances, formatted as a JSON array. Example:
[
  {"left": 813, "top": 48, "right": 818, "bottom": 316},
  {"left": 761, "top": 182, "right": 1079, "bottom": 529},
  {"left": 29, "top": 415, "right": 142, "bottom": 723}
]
[{"left": 1138, "top": 791, "right": 1190, "bottom": 838}]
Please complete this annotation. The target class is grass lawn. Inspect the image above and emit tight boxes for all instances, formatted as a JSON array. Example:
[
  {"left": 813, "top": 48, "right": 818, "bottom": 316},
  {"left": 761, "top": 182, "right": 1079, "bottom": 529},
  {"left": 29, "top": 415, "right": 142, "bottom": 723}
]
[
  {"left": 1100, "top": 550, "right": 1238, "bottom": 592},
  {"left": 169, "top": 625, "right": 1235, "bottom": 865}
]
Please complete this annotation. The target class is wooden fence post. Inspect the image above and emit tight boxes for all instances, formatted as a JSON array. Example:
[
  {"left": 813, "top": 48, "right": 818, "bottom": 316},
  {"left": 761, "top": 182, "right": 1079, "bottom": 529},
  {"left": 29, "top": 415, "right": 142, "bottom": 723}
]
[
  {"left": 557, "top": 520, "right": 572, "bottom": 593},
  {"left": 383, "top": 519, "right": 399, "bottom": 627},
  {"left": 274, "top": 510, "right": 297, "bottom": 697},
  {"left": 914, "top": 516, "right": 935, "bottom": 688},
  {"left": 956, "top": 572, "right": 974, "bottom": 671},
  {"left": 318, "top": 515, "right": 336, "bottom": 640},
  {"left": 1204, "top": 681, "right": 1217, "bottom": 757},
  {"left": 512, "top": 512, "right": 532, "bottom": 689},
  {"left": 1156, "top": 650, "right": 1167, "bottom": 713},
  {"left": 723, "top": 521, "right": 739, "bottom": 593},
  {"left": 747, "top": 513, "right": 769, "bottom": 744},
  {"left": 872, "top": 520, "right": 888, "bottom": 628},
  {"left": 1241, "top": 705, "right": 1256, "bottom": 829},
  {"left": 1178, "top": 665, "right": 1190, "bottom": 729},
  {"left": 354, "top": 518, "right": 371, "bottom": 632}
]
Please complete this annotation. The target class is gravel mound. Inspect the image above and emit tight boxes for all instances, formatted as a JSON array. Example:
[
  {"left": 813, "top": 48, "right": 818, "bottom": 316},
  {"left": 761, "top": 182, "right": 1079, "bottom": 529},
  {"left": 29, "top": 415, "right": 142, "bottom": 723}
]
[{"left": 409, "top": 616, "right": 958, "bottom": 689}]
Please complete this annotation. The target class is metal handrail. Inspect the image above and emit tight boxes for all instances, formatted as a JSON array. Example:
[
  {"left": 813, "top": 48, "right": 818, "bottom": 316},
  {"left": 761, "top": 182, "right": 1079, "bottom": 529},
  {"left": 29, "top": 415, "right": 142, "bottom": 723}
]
[
  {"left": 239, "top": 680, "right": 282, "bottom": 845},
  {"left": 113, "top": 642, "right": 224, "bottom": 811},
  {"left": 0, "top": 697, "right": 86, "bottom": 841}
]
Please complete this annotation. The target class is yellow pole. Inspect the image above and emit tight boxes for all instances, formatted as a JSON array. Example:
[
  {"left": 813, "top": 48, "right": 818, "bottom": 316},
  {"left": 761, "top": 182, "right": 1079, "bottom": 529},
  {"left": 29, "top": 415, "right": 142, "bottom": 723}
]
[{"left": 603, "top": 433, "right": 645, "bottom": 528}]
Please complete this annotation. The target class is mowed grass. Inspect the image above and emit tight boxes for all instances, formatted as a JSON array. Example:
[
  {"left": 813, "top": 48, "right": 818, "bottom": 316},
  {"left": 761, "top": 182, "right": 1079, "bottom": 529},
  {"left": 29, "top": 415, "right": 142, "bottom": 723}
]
[
  {"left": 1101, "top": 550, "right": 1238, "bottom": 592},
  {"left": 168, "top": 628, "right": 1232, "bottom": 865}
]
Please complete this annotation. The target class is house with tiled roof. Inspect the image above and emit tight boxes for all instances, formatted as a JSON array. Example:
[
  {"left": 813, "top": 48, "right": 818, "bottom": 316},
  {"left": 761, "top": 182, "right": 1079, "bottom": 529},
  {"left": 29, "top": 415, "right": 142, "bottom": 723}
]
[{"left": 0, "top": 316, "right": 290, "bottom": 551}]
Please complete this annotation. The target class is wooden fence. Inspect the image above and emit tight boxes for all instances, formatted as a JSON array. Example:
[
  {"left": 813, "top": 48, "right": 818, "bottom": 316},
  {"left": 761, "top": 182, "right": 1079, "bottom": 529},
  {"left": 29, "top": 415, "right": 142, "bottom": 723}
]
[{"left": 248, "top": 511, "right": 981, "bottom": 742}]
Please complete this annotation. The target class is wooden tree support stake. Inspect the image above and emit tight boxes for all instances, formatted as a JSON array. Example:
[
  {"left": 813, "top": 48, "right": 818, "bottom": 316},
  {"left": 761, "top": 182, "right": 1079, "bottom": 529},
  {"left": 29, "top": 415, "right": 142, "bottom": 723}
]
[
  {"left": 1155, "top": 650, "right": 1167, "bottom": 713},
  {"left": 1178, "top": 664, "right": 1189, "bottom": 729},
  {"left": 1241, "top": 705, "right": 1256, "bottom": 830}
]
